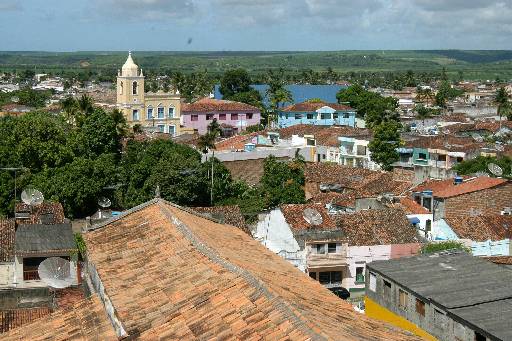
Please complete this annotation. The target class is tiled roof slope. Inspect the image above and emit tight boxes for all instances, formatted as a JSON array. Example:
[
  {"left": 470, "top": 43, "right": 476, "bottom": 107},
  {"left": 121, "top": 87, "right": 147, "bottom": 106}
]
[
  {"left": 281, "top": 203, "right": 337, "bottom": 230},
  {"left": 15, "top": 202, "right": 65, "bottom": 225},
  {"left": 414, "top": 177, "right": 507, "bottom": 199},
  {"left": 403, "top": 135, "right": 483, "bottom": 153},
  {"left": 215, "top": 132, "right": 259, "bottom": 151},
  {"left": 282, "top": 101, "right": 354, "bottom": 112},
  {"left": 2, "top": 295, "right": 116, "bottom": 340},
  {"left": 0, "top": 219, "right": 15, "bottom": 262},
  {"left": 445, "top": 215, "right": 512, "bottom": 241},
  {"left": 398, "top": 198, "right": 430, "bottom": 215},
  {"left": 15, "top": 223, "right": 76, "bottom": 255},
  {"left": 82, "top": 200, "right": 418, "bottom": 340},
  {"left": 182, "top": 97, "right": 260, "bottom": 112},
  {"left": 336, "top": 209, "right": 420, "bottom": 246},
  {"left": 485, "top": 256, "right": 512, "bottom": 265},
  {"left": 277, "top": 124, "right": 371, "bottom": 140},
  {"left": 191, "top": 205, "right": 250, "bottom": 235}
]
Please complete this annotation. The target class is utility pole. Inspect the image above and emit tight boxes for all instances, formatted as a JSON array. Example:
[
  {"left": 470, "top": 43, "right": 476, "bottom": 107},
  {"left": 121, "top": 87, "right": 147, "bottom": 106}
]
[
  {"left": 210, "top": 149, "right": 214, "bottom": 206},
  {"left": 0, "top": 167, "right": 25, "bottom": 217}
]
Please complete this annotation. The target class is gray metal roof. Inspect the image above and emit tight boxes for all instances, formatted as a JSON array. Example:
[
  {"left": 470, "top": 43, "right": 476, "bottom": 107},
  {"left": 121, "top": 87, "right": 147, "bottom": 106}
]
[
  {"left": 15, "top": 223, "right": 76, "bottom": 254},
  {"left": 367, "top": 252, "right": 512, "bottom": 340}
]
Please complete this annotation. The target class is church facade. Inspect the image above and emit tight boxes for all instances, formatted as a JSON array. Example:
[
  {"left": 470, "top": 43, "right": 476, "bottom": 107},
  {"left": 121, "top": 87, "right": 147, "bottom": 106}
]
[{"left": 116, "top": 52, "right": 182, "bottom": 136}]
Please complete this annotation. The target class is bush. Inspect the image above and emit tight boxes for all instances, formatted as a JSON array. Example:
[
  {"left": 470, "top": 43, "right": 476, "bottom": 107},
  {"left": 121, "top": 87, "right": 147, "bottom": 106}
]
[{"left": 420, "top": 241, "right": 471, "bottom": 254}]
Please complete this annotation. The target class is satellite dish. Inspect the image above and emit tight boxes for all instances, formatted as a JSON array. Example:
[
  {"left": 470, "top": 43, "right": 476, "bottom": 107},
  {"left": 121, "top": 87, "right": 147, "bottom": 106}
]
[
  {"left": 303, "top": 208, "right": 323, "bottom": 226},
  {"left": 21, "top": 188, "right": 44, "bottom": 206},
  {"left": 97, "top": 197, "right": 111, "bottom": 208},
  {"left": 488, "top": 163, "right": 503, "bottom": 177},
  {"left": 38, "top": 257, "right": 76, "bottom": 289}
]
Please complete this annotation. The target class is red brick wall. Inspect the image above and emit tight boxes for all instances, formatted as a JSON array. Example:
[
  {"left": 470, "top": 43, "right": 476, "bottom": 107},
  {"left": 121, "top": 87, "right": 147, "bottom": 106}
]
[{"left": 444, "top": 182, "right": 512, "bottom": 219}]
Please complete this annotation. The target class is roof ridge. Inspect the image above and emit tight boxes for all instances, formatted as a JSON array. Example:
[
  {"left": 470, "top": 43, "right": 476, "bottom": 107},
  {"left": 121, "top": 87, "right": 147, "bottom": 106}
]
[{"left": 157, "top": 201, "right": 328, "bottom": 341}]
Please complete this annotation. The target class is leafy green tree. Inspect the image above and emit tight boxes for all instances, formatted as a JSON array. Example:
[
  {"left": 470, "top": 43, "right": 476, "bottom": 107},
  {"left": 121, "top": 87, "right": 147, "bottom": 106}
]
[
  {"left": 453, "top": 156, "right": 511, "bottom": 177},
  {"left": 31, "top": 154, "right": 119, "bottom": 218},
  {"left": 336, "top": 85, "right": 399, "bottom": 128},
  {"left": 229, "top": 89, "right": 263, "bottom": 109},
  {"left": 368, "top": 121, "right": 401, "bottom": 171},
  {"left": 260, "top": 155, "right": 305, "bottom": 208},
  {"left": 219, "top": 68, "right": 252, "bottom": 99},
  {"left": 72, "top": 109, "right": 122, "bottom": 157},
  {"left": 77, "top": 94, "right": 94, "bottom": 115},
  {"left": 435, "top": 81, "right": 463, "bottom": 108},
  {"left": 421, "top": 241, "right": 470, "bottom": 254}
]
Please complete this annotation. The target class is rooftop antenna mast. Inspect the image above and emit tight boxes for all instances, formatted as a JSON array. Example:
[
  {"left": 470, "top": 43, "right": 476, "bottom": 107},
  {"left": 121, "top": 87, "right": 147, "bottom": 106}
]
[{"left": 0, "top": 167, "right": 26, "bottom": 217}]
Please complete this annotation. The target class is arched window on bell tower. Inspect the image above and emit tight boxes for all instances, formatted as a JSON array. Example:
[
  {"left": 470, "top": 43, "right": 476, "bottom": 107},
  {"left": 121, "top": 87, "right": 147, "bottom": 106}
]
[
  {"left": 132, "top": 81, "right": 138, "bottom": 95},
  {"left": 119, "top": 81, "right": 123, "bottom": 95}
]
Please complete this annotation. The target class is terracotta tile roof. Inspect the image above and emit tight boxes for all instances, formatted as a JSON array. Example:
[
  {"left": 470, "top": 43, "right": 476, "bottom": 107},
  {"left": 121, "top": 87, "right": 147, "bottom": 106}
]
[
  {"left": 305, "top": 163, "right": 412, "bottom": 197},
  {"left": 215, "top": 132, "right": 260, "bottom": 151},
  {"left": 0, "top": 219, "right": 15, "bottom": 262},
  {"left": 182, "top": 97, "right": 260, "bottom": 112},
  {"left": 15, "top": 202, "right": 65, "bottom": 225},
  {"left": 280, "top": 204, "right": 337, "bottom": 230},
  {"left": 441, "top": 113, "right": 470, "bottom": 123},
  {"left": 445, "top": 215, "right": 512, "bottom": 241},
  {"left": 80, "top": 199, "right": 418, "bottom": 340},
  {"left": 398, "top": 197, "right": 430, "bottom": 215},
  {"left": 414, "top": 177, "right": 508, "bottom": 199},
  {"left": 191, "top": 205, "right": 250, "bottom": 235},
  {"left": 447, "top": 121, "right": 512, "bottom": 134},
  {"left": 308, "top": 192, "right": 356, "bottom": 207},
  {"left": 221, "top": 158, "right": 270, "bottom": 185},
  {"left": 0, "top": 307, "right": 52, "bottom": 334},
  {"left": 335, "top": 209, "right": 420, "bottom": 246},
  {"left": 403, "top": 135, "right": 483, "bottom": 153},
  {"left": 485, "top": 256, "right": 512, "bottom": 265},
  {"left": 2, "top": 295, "right": 117, "bottom": 340},
  {"left": 282, "top": 101, "right": 354, "bottom": 112}
]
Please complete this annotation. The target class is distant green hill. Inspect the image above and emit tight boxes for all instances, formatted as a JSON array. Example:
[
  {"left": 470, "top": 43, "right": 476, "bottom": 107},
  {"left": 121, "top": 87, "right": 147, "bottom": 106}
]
[{"left": 1, "top": 50, "right": 511, "bottom": 80}]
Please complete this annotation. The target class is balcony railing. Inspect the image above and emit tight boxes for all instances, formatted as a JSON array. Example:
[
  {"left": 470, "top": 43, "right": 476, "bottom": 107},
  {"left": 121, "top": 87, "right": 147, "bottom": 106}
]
[
  {"left": 23, "top": 270, "right": 40, "bottom": 281},
  {"left": 321, "top": 281, "right": 343, "bottom": 289}
]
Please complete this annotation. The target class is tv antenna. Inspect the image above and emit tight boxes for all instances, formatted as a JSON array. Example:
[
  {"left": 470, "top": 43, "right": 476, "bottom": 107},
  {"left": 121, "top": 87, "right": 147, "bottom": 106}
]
[
  {"left": 21, "top": 188, "right": 44, "bottom": 206},
  {"left": 38, "top": 257, "right": 76, "bottom": 289},
  {"left": 303, "top": 208, "right": 323, "bottom": 226},
  {"left": 488, "top": 163, "right": 503, "bottom": 177}
]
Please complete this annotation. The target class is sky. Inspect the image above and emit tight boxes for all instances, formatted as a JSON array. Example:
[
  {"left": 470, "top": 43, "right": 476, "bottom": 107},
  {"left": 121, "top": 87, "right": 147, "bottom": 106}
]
[{"left": 0, "top": 0, "right": 511, "bottom": 51}]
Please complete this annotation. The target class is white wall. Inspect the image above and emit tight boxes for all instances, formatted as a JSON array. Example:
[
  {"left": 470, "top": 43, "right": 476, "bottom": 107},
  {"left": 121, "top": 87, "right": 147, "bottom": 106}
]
[
  {"left": 255, "top": 209, "right": 306, "bottom": 271},
  {"left": 0, "top": 263, "right": 14, "bottom": 287}
]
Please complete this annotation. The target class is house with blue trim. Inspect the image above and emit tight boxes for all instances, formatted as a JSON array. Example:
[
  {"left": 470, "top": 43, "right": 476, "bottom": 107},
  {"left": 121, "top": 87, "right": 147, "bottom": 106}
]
[{"left": 278, "top": 101, "right": 356, "bottom": 128}]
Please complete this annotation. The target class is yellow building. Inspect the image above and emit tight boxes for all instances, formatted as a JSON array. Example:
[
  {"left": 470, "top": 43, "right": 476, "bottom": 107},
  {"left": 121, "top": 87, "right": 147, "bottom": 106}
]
[{"left": 116, "top": 52, "right": 182, "bottom": 136}]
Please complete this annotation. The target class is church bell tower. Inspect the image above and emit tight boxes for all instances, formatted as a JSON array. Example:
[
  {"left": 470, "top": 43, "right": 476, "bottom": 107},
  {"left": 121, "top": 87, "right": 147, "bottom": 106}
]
[{"left": 117, "top": 52, "right": 145, "bottom": 124}]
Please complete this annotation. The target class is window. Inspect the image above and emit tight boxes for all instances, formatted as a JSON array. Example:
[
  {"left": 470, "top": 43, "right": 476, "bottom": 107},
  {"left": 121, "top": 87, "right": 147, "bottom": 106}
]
[
  {"left": 295, "top": 113, "right": 302, "bottom": 120},
  {"left": 157, "top": 125, "right": 165, "bottom": 133},
  {"left": 456, "top": 156, "right": 464, "bottom": 163},
  {"left": 418, "top": 152, "right": 427, "bottom": 160},
  {"left": 132, "top": 81, "right": 138, "bottom": 95},
  {"left": 426, "top": 219, "right": 432, "bottom": 232},
  {"left": 247, "top": 113, "right": 253, "bottom": 119},
  {"left": 206, "top": 114, "right": 214, "bottom": 121},
  {"left": 168, "top": 107, "right": 175, "bottom": 118},
  {"left": 191, "top": 114, "right": 198, "bottom": 122},
  {"left": 307, "top": 113, "right": 314, "bottom": 119},
  {"left": 319, "top": 271, "right": 342, "bottom": 285},
  {"left": 157, "top": 106, "right": 164, "bottom": 119},
  {"left": 438, "top": 154, "right": 446, "bottom": 162},
  {"left": 369, "top": 272, "right": 377, "bottom": 292},
  {"left": 343, "top": 113, "right": 350, "bottom": 119},
  {"left": 315, "top": 243, "right": 326, "bottom": 254},
  {"left": 328, "top": 243, "right": 337, "bottom": 253},
  {"left": 321, "top": 113, "right": 331, "bottom": 120},
  {"left": 356, "top": 267, "right": 365, "bottom": 283},
  {"left": 309, "top": 272, "right": 317, "bottom": 280},
  {"left": 383, "top": 280, "right": 392, "bottom": 298},
  {"left": 119, "top": 81, "right": 123, "bottom": 95},
  {"left": 231, "top": 113, "right": 238, "bottom": 120},
  {"left": 147, "top": 106, "right": 153, "bottom": 119},
  {"left": 399, "top": 289, "right": 408, "bottom": 310},
  {"left": 416, "top": 298, "right": 426, "bottom": 317},
  {"left": 168, "top": 125, "right": 176, "bottom": 136},
  {"left": 132, "top": 109, "right": 139, "bottom": 121},
  {"left": 333, "top": 113, "right": 339, "bottom": 119},
  {"left": 219, "top": 114, "right": 226, "bottom": 120}
]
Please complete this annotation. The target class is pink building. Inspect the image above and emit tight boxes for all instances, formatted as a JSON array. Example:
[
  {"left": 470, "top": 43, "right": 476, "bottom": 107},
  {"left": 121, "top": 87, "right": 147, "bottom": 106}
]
[{"left": 181, "top": 98, "right": 261, "bottom": 135}]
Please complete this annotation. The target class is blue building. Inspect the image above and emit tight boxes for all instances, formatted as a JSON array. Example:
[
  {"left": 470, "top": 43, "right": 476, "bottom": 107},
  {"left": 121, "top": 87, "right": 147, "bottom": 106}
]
[{"left": 277, "top": 101, "right": 356, "bottom": 128}]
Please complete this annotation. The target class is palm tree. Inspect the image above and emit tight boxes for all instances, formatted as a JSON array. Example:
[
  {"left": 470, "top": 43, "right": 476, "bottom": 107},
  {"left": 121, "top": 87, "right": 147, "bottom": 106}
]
[
  {"left": 77, "top": 94, "right": 94, "bottom": 115},
  {"left": 61, "top": 96, "right": 78, "bottom": 124},
  {"left": 495, "top": 87, "right": 509, "bottom": 130},
  {"left": 110, "top": 108, "right": 129, "bottom": 137}
]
